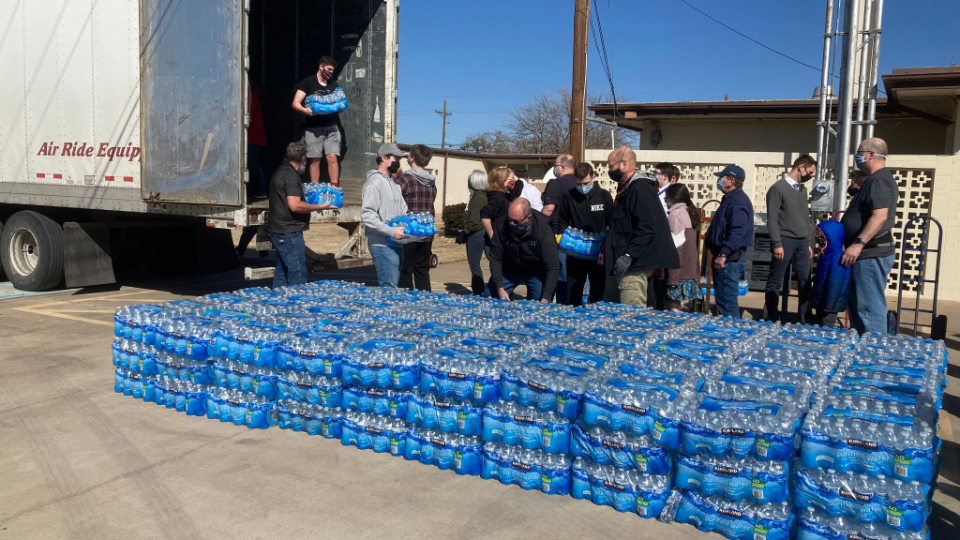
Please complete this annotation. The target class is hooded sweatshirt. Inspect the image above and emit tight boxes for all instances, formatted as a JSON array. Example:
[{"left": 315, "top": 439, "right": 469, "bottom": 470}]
[
  {"left": 362, "top": 169, "right": 408, "bottom": 248},
  {"left": 397, "top": 168, "right": 438, "bottom": 215},
  {"left": 811, "top": 220, "right": 851, "bottom": 312}
]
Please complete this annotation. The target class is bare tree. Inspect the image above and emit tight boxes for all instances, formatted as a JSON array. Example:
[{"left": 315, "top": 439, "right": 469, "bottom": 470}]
[{"left": 460, "top": 89, "right": 634, "bottom": 155}]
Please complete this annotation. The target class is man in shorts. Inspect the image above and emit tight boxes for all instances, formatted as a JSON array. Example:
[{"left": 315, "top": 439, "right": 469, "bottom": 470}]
[{"left": 292, "top": 56, "right": 342, "bottom": 185}]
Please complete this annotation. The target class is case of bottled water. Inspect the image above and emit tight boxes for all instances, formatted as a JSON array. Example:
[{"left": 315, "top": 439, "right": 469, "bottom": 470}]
[
  {"left": 306, "top": 88, "right": 349, "bottom": 115},
  {"left": 796, "top": 507, "right": 929, "bottom": 540},
  {"left": 204, "top": 388, "right": 272, "bottom": 429},
  {"left": 674, "top": 454, "right": 788, "bottom": 503},
  {"left": 481, "top": 443, "right": 572, "bottom": 495},
  {"left": 340, "top": 412, "right": 409, "bottom": 455},
  {"left": 275, "top": 370, "right": 343, "bottom": 407},
  {"left": 270, "top": 401, "right": 343, "bottom": 438},
  {"left": 404, "top": 428, "right": 483, "bottom": 475},
  {"left": 500, "top": 358, "right": 603, "bottom": 420},
  {"left": 558, "top": 228, "right": 605, "bottom": 260},
  {"left": 581, "top": 374, "right": 691, "bottom": 448},
  {"left": 303, "top": 183, "right": 344, "bottom": 208},
  {"left": 406, "top": 391, "right": 482, "bottom": 436},
  {"left": 387, "top": 212, "right": 438, "bottom": 244},
  {"left": 570, "top": 458, "right": 671, "bottom": 517},
  {"left": 342, "top": 386, "right": 410, "bottom": 419},
  {"left": 666, "top": 491, "right": 795, "bottom": 540},
  {"left": 569, "top": 422, "right": 672, "bottom": 475},
  {"left": 481, "top": 401, "right": 572, "bottom": 454}
]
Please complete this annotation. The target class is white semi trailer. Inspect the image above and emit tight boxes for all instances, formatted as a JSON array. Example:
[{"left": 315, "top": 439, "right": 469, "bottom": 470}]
[{"left": 0, "top": 0, "right": 398, "bottom": 290}]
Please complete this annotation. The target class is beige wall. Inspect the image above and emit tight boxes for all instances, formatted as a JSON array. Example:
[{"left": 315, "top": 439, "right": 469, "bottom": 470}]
[
  {"left": 420, "top": 155, "right": 552, "bottom": 215},
  {"left": 586, "top": 148, "right": 960, "bottom": 302},
  {"left": 638, "top": 118, "right": 947, "bottom": 155}
]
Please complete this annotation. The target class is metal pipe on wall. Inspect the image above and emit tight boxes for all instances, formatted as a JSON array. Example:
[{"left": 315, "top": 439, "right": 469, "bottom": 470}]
[
  {"left": 866, "top": 0, "right": 885, "bottom": 139},
  {"left": 854, "top": 0, "right": 874, "bottom": 146},
  {"left": 815, "top": 0, "right": 836, "bottom": 182},
  {"left": 834, "top": 0, "right": 862, "bottom": 212}
]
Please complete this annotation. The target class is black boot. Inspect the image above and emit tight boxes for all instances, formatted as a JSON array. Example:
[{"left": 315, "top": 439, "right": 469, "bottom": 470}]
[{"left": 471, "top": 275, "right": 485, "bottom": 296}]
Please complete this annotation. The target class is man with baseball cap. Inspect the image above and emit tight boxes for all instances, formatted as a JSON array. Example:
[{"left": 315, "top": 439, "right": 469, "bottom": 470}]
[
  {"left": 362, "top": 143, "right": 409, "bottom": 287},
  {"left": 705, "top": 164, "right": 755, "bottom": 317}
]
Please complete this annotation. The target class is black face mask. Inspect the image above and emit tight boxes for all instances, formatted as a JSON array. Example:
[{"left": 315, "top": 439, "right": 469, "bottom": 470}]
[
  {"left": 510, "top": 220, "right": 531, "bottom": 237},
  {"left": 387, "top": 161, "right": 401, "bottom": 175},
  {"left": 847, "top": 186, "right": 860, "bottom": 197},
  {"left": 608, "top": 166, "right": 625, "bottom": 183}
]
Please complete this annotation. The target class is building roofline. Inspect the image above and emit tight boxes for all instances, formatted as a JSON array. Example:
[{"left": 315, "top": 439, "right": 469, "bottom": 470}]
[{"left": 397, "top": 144, "right": 559, "bottom": 161}]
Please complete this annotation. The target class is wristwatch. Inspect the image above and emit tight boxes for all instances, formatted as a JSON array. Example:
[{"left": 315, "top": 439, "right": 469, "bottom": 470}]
[{"left": 853, "top": 238, "right": 866, "bottom": 246}]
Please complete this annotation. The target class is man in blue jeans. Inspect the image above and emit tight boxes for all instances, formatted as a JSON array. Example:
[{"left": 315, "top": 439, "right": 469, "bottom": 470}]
[
  {"left": 705, "top": 165, "right": 755, "bottom": 317},
  {"left": 840, "top": 138, "right": 898, "bottom": 335},
  {"left": 266, "top": 142, "right": 332, "bottom": 288},
  {"left": 362, "top": 143, "right": 410, "bottom": 287},
  {"left": 487, "top": 198, "right": 560, "bottom": 301}
]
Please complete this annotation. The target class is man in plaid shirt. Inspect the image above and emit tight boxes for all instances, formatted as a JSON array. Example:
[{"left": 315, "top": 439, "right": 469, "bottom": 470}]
[{"left": 397, "top": 144, "right": 438, "bottom": 290}]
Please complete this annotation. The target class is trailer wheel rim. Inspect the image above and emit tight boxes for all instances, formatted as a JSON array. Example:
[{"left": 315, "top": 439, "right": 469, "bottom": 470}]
[{"left": 9, "top": 227, "right": 39, "bottom": 277}]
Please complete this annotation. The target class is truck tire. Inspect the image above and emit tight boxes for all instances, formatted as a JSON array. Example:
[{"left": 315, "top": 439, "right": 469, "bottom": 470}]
[
  {"left": 0, "top": 220, "right": 6, "bottom": 281},
  {"left": 0, "top": 211, "right": 64, "bottom": 291}
]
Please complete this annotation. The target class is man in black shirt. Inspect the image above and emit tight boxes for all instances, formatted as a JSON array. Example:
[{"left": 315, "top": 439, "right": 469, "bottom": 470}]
[
  {"left": 542, "top": 154, "right": 577, "bottom": 303},
  {"left": 487, "top": 198, "right": 561, "bottom": 302},
  {"left": 840, "top": 137, "right": 898, "bottom": 334},
  {"left": 292, "top": 56, "right": 342, "bottom": 186},
  {"left": 558, "top": 163, "right": 613, "bottom": 306},
  {"left": 266, "top": 142, "right": 332, "bottom": 288}
]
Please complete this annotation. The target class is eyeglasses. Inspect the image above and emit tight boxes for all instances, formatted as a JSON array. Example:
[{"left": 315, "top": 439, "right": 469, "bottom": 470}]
[{"left": 508, "top": 215, "right": 531, "bottom": 225}]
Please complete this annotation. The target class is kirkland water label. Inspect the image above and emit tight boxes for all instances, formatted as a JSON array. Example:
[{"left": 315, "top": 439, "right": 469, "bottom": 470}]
[
  {"left": 840, "top": 377, "right": 922, "bottom": 397},
  {"left": 698, "top": 397, "right": 781, "bottom": 415},
  {"left": 523, "top": 322, "right": 575, "bottom": 335},
  {"left": 604, "top": 379, "right": 680, "bottom": 401},
  {"left": 544, "top": 347, "right": 609, "bottom": 368},
  {"left": 829, "top": 386, "right": 917, "bottom": 405},
  {"left": 437, "top": 348, "right": 497, "bottom": 362},
  {"left": 360, "top": 339, "right": 417, "bottom": 351},
  {"left": 720, "top": 374, "right": 796, "bottom": 395},
  {"left": 742, "top": 360, "right": 815, "bottom": 377},
  {"left": 848, "top": 362, "right": 926, "bottom": 379},
  {"left": 821, "top": 405, "right": 913, "bottom": 426},
  {"left": 525, "top": 359, "right": 590, "bottom": 377},
  {"left": 616, "top": 365, "right": 686, "bottom": 385},
  {"left": 461, "top": 337, "right": 517, "bottom": 350}
]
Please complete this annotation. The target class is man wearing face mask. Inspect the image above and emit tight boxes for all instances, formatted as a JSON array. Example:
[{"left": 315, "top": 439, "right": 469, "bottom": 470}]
[
  {"left": 605, "top": 147, "right": 680, "bottom": 306},
  {"left": 705, "top": 164, "right": 755, "bottom": 317},
  {"left": 293, "top": 56, "right": 343, "bottom": 186},
  {"left": 542, "top": 154, "right": 577, "bottom": 303},
  {"left": 764, "top": 154, "right": 817, "bottom": 323},
  {"left": 362, "top": 143, "right": 410, "bottom": 288},
  {"left": 487, "top": 198, "right": 560, "bottom": 302},
  {"left": 558, "top": 163, "right": 613, "bottom": 305},
  {"left": 266, "top": 142, "right": 333, "bottom": 288},
  {"left": 840, "top": 138, "right": 898, "bottom": 334}
]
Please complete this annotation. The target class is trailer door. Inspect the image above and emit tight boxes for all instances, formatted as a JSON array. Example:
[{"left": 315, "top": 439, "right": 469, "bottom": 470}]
[{"left": 140, "top": 0, "right": 246, "bottom": 206}]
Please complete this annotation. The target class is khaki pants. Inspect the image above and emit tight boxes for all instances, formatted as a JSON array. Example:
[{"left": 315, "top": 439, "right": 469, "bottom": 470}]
[{"left": 619, "top": 270, "right": 652, "bottom": 306}]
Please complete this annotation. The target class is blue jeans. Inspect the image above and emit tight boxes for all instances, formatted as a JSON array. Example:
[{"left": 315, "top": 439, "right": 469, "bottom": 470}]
[
  {"left": 488, "top": 269, "right": 547, "bottom": 301},
  {"left": 466, "top": 230, "right": 486, "bottom": 295},
  {"left": 849, "top": 254, "right": 895, "bottom": 335},
  {"left": 271, "top": 232, "right": 307, "bottom": 288},
  {"left": 712, "top": 259, "right": 745, "bottom": 318},
  {"left": 553, "top": 250, "right": 569, "bottom": 303},
  {"left": 370, "top": 243, "right": 404, "bottom": 288}
]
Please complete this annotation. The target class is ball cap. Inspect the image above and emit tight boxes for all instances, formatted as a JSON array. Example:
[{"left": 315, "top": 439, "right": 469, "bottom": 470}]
[
  {"left": 377, "top": 143, "right": 408, "bottom": 158},
  {"left": 714, "top": 164, "right": 745, "bottom": 182}
]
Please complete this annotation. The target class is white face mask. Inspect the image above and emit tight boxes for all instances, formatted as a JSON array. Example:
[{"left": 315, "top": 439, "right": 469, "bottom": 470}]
[{"left": 297, "top": 162, "right": 306, "bottom": 175}]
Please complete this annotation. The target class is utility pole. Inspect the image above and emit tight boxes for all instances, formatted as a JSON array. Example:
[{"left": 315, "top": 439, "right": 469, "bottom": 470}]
[
  {"left": 436, "top": 99, "right": 452, "bottom": 207},
  {"left": 833, "top": 0, "right": 862, "bottom": 212},
  {"left": 570, "top": 0, "right": 590, "bottom": 163}
]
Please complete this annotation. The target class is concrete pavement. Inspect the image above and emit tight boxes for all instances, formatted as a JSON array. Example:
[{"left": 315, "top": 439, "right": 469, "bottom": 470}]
[{"left": 0, "top": 260, "right": 958, "bottom": 539}]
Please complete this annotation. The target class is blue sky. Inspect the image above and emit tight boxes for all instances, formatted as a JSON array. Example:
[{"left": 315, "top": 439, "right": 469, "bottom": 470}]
[{"left": 395, "top": 0, "right": 960, "bottom": 147}]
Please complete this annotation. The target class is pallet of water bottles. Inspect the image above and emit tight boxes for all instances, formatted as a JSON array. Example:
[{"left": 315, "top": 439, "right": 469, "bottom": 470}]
[{"left": 110, "top": 281, "right": 946, "bottom": 538}]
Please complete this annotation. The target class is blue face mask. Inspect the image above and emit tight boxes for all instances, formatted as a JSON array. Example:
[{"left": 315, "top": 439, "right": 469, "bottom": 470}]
[
  {"left": 854, "top": 153, "right": 867, "bottom": 170},
  {"left": 717, "top": 178, "right": 725, "bottom": 191},
  {"left": 577, "top": 184, "right": 593, "bottom": 195}
]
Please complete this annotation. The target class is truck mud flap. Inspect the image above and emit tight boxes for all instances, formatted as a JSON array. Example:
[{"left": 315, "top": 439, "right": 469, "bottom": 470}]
[{"left": 64, "top": 222, "right": 116, "bottom": 288}]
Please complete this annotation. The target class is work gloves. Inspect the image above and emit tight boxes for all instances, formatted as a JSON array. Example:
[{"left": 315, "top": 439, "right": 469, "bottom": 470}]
[{"left": 613, "top": 254, "right": 632, "bottom": 278}]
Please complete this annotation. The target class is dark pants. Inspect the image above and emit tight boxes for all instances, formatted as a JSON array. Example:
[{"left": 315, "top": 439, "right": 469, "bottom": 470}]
[
  {"left": 248, "top": 145, "right": 266, "bottom": 195},
  {"left": 466, "top": 231, "right": 486, "bottom": 295},
  {"left": 649, "top": 273, "right": 667, "bottom": 310},
  {"left": 565, "top": 257, "right": 606, "bottom": 306},
  {"left": 488, "top": 269, "right": 547, "bottom": 301},
  {"left": 237, "top": 226, "right": 258, "bottom": 255},
  {"left": 552, "top": 250, "right": 569, "bottom": 304},
  {"left": 764, "top": 236, "right": 812, "bottom": 324},
  {"left": 399, "top": 240, "right": 433, "bottom": 291},
  {"left": 270, "top": 232, "right": 307, "bottom": 288},
  {"left": 815, "top": 309, "right": 839, "bottom": 328},
  {"left": 712, "top": 259, "right": 744, "bottom": 318}
]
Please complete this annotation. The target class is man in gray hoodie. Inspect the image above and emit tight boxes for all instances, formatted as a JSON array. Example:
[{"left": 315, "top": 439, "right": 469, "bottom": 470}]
[
  {"left": 397, "top": 144, "right": 438, "bottom": 291},
  {"left": 362, "top": 143, "right": 409, "bottom": 287}
]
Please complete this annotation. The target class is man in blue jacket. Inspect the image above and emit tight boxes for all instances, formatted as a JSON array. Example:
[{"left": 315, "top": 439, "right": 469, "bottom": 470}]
[{"left": 705, "top": 165, "right": 755, "bottom": 317}]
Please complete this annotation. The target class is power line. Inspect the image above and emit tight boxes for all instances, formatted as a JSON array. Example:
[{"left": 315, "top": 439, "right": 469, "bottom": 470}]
[{"left": 590, "top": 0, "right": 618, "bottom": 118}]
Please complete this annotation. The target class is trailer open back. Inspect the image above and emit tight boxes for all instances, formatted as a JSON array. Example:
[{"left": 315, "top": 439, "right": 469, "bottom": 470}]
[{"left": 0, "top": 0, "right": 398, "bottom": 290}]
